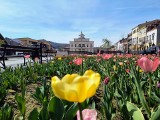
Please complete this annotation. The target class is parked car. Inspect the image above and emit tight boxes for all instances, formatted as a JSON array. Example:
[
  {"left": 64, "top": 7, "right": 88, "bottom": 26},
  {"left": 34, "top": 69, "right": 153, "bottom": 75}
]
[{"left": 139, "top": 46, "right": 160, "bottom": 55}]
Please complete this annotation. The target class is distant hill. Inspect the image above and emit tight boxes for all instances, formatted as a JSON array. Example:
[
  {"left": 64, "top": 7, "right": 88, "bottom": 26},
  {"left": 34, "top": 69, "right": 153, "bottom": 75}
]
[
  {"left": 0, "top": 34, "right": 70, "bottom": 50},
  {"left": 50, "top": 42, "right": 69, "bottom": 50}
]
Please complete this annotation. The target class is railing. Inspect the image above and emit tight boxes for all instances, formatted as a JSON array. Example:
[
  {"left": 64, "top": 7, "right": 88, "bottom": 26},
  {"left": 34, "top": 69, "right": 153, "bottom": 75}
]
[
  {"left": 0, "top": 43, "right": 57, "bottom": 69},
  {"left": 68, "top": 51, "right": 93, "bottom": 55}
]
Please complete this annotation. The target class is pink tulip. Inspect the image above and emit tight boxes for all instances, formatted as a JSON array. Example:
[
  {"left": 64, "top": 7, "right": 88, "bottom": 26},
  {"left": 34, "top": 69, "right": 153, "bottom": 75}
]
[
  {"left": 97, "top": 53, "right": 101, "bottom": 56},
  {"left": 77, "top": 109, "right": 97, "bottom": 120},
  {"left": 74, "top": 58, "right": 83, "bottom": 65},
  {"left": 125, "top": 54, "right": 132, "bottom": 58},
  {"left": 137, "top": 56, "right": 159, "bottom": 72},
  {"left": 24, "top": 55, "right": 30, "bottom": 58},
  {"left": 102, "top": 54, "right": 113, "bottom": 60}
]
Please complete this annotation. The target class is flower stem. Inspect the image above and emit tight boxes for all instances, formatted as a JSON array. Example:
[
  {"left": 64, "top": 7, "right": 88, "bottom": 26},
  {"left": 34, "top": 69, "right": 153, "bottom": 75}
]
[
  {"left": 148, "top": 73, "right": 152, "bottom": 106},
  {"left": 131, "top": 69, "right": 151, "bottom": 118},
  {"left": 81, "top": 58, "right": 83, "bottom": 75},
  {"left": 78, "top": 103, "right": 83, "bottom": 120}
]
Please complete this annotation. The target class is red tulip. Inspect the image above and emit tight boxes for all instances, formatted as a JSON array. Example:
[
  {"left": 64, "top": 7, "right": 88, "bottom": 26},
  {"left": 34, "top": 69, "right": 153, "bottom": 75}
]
[
  {"left": 74, "top": 58, "right": 83, "bottom": 65},
  {"left": 24, "top": 55, "right": 30, "bottom": 58},
  {"left": 137, "top": 56, "right": 159, "bottom": 72},
  {"left": 77, "top": 109, "right": 97, "bottom": 120},
  {"left": 104, "top": 77, "right": 110, "bottom": 84},
  {"left": 125, "top": 69, "right": 130, "bottom": 73}
]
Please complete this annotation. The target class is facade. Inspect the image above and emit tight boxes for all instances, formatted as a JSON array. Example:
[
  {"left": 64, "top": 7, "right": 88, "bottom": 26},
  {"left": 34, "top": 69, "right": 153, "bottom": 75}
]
[
  {"left": 127, "top": 33, "right": 132, "bottom": 53},
  {"left": 146, "top": 23, "right": 160, "bottom": 48},
  {"left": 69, "top": 32, "right": 94, "bottom": 52},
  {"left": 18, "top": 38, "right": 39, "bottom": 47},
  {"left": 132, "top": 26, "right": 138, "bottom": 51},
  {"left": 115, "top": 41, "right": 123, "bottom": 51},
  {"left": 130, "top": 19, "right": 160, "bottom": 52},
  {"left": 138, "top": 24, "right": 147, "bottom": 51},
  {"left": 18, "top": 38, "right": 52, "bottom": 50},
  {"left": 106, "top": 19, "right": 160, "bottom": 53}
]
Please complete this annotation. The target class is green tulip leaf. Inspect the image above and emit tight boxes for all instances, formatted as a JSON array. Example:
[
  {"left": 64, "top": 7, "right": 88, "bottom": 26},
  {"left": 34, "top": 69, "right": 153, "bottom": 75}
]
[
  {"left": 91, "top": 101, "right": 96, "bottom": 109},
  {"left": 126, "top": 101, "right": 144, "bottom": 120},
  {"left": 32, "top": 87, "right": 44, "bottom": 104},
  {"left": 151, "top": 92, "right": 160, "bottom": 103},
  {"left": 151, "top": 105, "right": 160, "bottom": 120},
  {"left": 39, "top": 101, "right": 49, "bottom": 120},
  {"left": 48, "top": 97, "right": 64, "bottom": 120},
  {"left": 64, "top": 103, "right": 78, "bottom": 120},
  {"left": 114, "top": 88, "right": 122, "bottom": 98},
  {"left": 15, "top": 94, "right": 26, "bottom": 116},
  {"left": 28, "top": 108, "right": 39, "bottom": 120},
  {"left": 0, "top": 103, "right": 13, "bottom": 120}
]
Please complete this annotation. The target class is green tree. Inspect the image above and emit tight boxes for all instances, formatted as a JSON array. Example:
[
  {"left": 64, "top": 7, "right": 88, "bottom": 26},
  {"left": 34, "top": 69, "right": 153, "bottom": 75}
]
[{"left": 100, "top": 38, "right": 111, "bottom": 48}]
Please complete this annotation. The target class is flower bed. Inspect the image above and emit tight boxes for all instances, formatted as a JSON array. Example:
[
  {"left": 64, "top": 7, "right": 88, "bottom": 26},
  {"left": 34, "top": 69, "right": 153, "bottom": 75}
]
[{"left": 0, "top": 54, "right": 160, "bottom": 120}]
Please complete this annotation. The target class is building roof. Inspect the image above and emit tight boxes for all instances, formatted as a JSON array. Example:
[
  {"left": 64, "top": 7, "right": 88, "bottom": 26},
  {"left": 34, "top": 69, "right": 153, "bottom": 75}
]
[
  {"left": 0, "top": 33, "right": 5, "bottom": 40},
  {"left": 138, "top": 19, "right": 160, "bottom": 28},
  {"left": 132, "top": 19, "right": 160, "bottom": 30},
  {"left": 0, "top": 33, "right": 7, "bottom": 45},
  {"left": 78, "top": 31, "right": 85, "bottom": 39},
  {"left": 5, "top": 38, "right": 21, "bottom": 46}
]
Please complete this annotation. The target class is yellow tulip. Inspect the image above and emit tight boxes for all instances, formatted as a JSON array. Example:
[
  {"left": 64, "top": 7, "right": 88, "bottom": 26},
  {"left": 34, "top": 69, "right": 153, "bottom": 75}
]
[
  {"left": 58, "top": 57, "right": 62, "bottom": 60},
  {"left": 113, "top": 65, "right": 117, "bottom": 71},
  {"left": 139, "top": 69, "right": 143, "bottom": 73},
  {"left": 51, "top": 70, "right": 100, "bottom": 103}
]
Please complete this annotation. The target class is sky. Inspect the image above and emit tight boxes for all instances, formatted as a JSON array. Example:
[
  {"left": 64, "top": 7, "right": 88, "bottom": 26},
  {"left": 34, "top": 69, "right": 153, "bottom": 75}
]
[{"left": 0, "top": 0, "right": 160, "bottom": 47}]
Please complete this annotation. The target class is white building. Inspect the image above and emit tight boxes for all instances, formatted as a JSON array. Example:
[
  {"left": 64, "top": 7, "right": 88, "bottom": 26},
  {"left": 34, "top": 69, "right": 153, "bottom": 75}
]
[
  {"left": 69, "top": 32, "right": 94, "bottom": 52},
  {"left": 146, "top": 24, "right": 160, "bottom": 47},
  {"left": 132, "top": 26, "right": 138, "bottom": 51}
]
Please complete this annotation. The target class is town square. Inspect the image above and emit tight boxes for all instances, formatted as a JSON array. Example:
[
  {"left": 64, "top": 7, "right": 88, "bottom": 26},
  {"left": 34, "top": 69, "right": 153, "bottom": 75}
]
[{"left": 1, "top": 0, "right": 160, "bottom": 120}]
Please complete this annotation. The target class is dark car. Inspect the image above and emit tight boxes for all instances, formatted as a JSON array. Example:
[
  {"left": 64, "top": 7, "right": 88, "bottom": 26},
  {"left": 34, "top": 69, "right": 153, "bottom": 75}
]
[
  {"left": 139, "top": 46, "right": 160, "bottom": 55},
  {"left": 145, "top": 46, "right": 160, "bottom": 55}
]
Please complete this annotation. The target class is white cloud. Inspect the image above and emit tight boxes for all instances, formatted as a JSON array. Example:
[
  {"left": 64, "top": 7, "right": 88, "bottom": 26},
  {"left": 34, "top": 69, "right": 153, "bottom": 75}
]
[{"left": 0, "top": 0, "right": 160, "bottom": 47}]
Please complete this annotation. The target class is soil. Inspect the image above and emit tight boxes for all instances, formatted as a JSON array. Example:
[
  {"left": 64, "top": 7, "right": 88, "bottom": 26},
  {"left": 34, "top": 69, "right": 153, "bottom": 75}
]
[
  {"left": 4, "top": 83, "right": 41, "bottom": 119},
  {"left": 4, "top": 81, "right": 121, "bottom": 120}
]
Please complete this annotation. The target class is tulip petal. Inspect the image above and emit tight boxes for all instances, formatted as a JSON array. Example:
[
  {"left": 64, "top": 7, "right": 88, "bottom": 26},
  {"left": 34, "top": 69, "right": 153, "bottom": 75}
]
[
  {"left": 62, "top": 74, "right": 79, "bottom": 83},
  {"left": 83, "top": 70, "right": 95, "bottom": 77},
  {"left": 152, "top": 58, "right": 159, "bottom": 71},
  {"left": 66, "top": 89, "right": 78, "bottom": 102},
  {"left": 51, "top": 70, "right": 101, "bottom": 103},
  {"left": 143, "top": 58, "right": 153, "bottom": 72},
  {"left": 90, "top": 73, "right": 101, "bottom": 88},
  {"left": 51, "top": 76, "right": 66, "bottom": 99},
  {"left": 138, "top": 57, "right": 153, "bottom": 72},
  {"left": 87, "top": 83, "right": 97, "bottom": 98},
  {"left": 73, "top": 76, "right": 88, "bottom": 103}
]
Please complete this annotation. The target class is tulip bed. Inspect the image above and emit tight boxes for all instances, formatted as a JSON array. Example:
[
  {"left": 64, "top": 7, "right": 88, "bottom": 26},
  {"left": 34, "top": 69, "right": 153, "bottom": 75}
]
[{"left": 0, "top": 54, "right": 160, "bottom": 120}]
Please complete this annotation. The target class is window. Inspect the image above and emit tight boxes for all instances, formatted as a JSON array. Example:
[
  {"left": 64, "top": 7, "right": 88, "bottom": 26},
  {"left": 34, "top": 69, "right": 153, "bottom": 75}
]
[
  {"left": 152, "top": 33, "right": 155, "bottom": 40},
  {"left": 75, "top": 44, "right": 76, "bottom": 47},
  {"left": 79, "top": 44, "right": 81, "bottom": 47},
  {"left": 82, "top": 44, "right": 85, "bottom": 47},
  {"left": 87, "top": 44, "right": 88, "bottom": 47},
  {"left": 150, "top": 35, "right": 151, "bottom": 41}
]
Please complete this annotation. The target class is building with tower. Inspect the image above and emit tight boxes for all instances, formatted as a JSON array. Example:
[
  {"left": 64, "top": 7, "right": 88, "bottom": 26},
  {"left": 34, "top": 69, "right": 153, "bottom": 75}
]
[{"left": 69, "top": 32, "right": 94, "bottom": 52}]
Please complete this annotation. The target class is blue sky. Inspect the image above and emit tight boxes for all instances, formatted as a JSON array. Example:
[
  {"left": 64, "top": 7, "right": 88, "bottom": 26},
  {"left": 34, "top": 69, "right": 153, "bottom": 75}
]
[{"left": 0, "top": 0, "right": 160, "bottom": 47}]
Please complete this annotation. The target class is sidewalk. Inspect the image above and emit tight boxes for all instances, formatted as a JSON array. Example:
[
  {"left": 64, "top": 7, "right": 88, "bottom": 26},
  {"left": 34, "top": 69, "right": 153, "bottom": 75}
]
[{"left": 0, "top": 57, "right": 53, "bottom": 68}]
